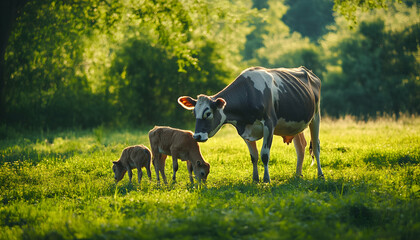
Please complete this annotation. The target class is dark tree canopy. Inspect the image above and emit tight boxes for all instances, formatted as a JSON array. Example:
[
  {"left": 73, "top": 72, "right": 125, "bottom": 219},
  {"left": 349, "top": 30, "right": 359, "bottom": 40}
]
[{"left": 283, "top": 0, "right": 335, "bottom": 40}]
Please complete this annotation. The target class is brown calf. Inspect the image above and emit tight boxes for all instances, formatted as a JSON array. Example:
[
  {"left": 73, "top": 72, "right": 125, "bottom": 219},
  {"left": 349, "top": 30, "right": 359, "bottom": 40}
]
[
  {"left": 148, "top": 126, "right": 210, "bottom": 184},
  {"left": 112, "top": 145, "right": 152, "bottom": 184}
]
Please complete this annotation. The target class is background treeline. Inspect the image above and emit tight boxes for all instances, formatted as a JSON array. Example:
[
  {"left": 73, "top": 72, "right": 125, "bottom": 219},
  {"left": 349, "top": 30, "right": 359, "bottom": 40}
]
[{"left": 1, "top": 0, "right": 419, "bottom": 130}]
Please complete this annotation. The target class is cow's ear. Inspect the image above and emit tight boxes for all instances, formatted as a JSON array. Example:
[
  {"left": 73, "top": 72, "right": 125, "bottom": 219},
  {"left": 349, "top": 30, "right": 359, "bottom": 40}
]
[
  {"left": 178, "top": 96, "right": 197, "bottom": 110},
  {"left": 214, "top": 98, "right": 226, "bottom": 109}
]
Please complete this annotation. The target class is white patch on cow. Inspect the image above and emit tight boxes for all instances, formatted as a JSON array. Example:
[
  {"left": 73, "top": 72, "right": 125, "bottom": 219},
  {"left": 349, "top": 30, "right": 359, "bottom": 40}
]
[
  {"left": 242, "top": 69, "right": 286, "bottom": 109},
  {"left": 273, "top": 118, "right": 310, "bottom": 136},
  {"left": 260, "top": 121, "right": 271, "bottom": 157},
  {"left": 241, "top": 120, "right": 264, "bottom": 141},
  {"left": 194, "top": 97, "right": 211, "bottom": 120},
  {"left": 208, "top": 108, "right": 227, "bottom": 138},
  {"left": 261, "top": 147, "right": 270, "bottom": 160},
  {"left": 193, "top": 132, "right": 208, "bottom": 141},
  {"left": 242, "top": 69, "right": 272, "bottom": 94},
  {"left": 270, "top": 71, "right": 286, "bottom": 93}
]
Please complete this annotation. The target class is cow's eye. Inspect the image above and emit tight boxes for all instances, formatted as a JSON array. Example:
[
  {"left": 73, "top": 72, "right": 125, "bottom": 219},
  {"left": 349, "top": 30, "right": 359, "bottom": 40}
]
[{"left": 206, "top": 112, "right": 211, "bottom": 118}]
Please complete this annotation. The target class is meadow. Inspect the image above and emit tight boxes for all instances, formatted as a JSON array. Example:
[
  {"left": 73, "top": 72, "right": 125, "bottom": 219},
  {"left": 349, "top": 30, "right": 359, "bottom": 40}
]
[{"left": 0, "top": 117, "right": 419, "bottom": 240}]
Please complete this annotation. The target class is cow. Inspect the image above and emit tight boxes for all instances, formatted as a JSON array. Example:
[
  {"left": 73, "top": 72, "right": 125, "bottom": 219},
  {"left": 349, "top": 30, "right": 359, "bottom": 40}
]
[
  {"left": 148, "top": 126, "right": 210, "bottom": 184},
  {"left": 112, "top": 145, "right": 152, "bottom": 184},
  {"left": 178, "top": 66, "right": 324, "bottom": 183}
]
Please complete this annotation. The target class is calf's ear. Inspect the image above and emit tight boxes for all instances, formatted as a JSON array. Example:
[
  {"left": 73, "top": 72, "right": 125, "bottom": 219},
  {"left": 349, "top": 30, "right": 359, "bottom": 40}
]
[{"left": 178, "top": 96, "right": 197, "bottom": 110}]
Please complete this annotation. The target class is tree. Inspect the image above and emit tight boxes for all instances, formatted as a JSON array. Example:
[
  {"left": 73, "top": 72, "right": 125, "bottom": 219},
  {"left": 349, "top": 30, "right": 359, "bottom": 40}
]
[
  {"left": 242, "top": 0, "right": 269, "bottom": 61},
  {"left": 283, "top": 0, "right": 334, "bottom": 41},
  {"left": 0, "top": 0, "right": 29, "bottom": 122},
  {"left": 321, "top": 3, "right": 419, "bottom": 118},
  {"left": 2, "top": 0, "right": 253, "bottom": 129}
]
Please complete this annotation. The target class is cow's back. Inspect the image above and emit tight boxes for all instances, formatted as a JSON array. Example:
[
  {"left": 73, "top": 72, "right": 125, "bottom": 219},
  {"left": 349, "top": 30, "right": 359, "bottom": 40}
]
[
  {"left": 268, "top": 67, "right": 319, "bottom": 123},
  {"left": 215, "top": 66, "right": 320, "bottom": 125}
]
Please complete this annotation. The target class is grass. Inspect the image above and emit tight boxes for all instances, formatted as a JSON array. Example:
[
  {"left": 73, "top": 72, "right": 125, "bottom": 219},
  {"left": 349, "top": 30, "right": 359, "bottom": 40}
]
[{"left": 0, "top": 117, "right": 419, "bottom": 239}]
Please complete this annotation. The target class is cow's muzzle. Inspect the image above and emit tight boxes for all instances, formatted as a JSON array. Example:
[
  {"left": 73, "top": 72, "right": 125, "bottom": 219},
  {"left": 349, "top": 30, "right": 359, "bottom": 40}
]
[{"left": 193, "top": 132, "right": 208, "bottom": 142}]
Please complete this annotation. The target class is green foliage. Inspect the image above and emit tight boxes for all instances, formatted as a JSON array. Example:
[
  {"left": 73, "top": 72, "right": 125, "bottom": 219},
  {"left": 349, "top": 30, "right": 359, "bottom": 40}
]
[
  {"left": 244, "top": 0, "right": 327, "bottom": 75},
  {"left": 3, "top": 0, "right": 252, "bottom": 129},
  {"left": 107, "top": 38, "right": 229, "bottom": 125},
  {"left": 2, "top": 0, "right": 419, "bottom": 129},
  {"left": 321, "top": 4, "right": 419, "bottom": 118},
  {"left": 0, "top": 118, "right": 419, "bottom": 239},
  {"left": 333, "top": 0, "right": 400, "bottom": 24}
]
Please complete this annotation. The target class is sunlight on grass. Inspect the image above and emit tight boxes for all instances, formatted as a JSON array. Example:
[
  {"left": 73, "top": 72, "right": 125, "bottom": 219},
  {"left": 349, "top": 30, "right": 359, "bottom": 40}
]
[{"left": 1, "top": 117, "right": 419, "bottom": 239}]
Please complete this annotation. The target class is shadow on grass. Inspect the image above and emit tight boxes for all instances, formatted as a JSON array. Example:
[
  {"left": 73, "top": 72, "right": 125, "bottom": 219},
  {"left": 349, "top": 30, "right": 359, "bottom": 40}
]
[
  {"left": 363, "top": 150, "right": 419, "bottom": 168},
  {"left": 0, "top": 147, "right": 77, "bottom": 166},
  {"left": 199, "top": 176, "right": 377, "bottom": 200}
]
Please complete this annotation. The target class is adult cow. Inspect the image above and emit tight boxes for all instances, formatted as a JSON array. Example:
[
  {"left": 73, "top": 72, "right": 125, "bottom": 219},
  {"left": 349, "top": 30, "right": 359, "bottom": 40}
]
[{"left": 178, "top": 66, "right": 324, "bottom": 183}]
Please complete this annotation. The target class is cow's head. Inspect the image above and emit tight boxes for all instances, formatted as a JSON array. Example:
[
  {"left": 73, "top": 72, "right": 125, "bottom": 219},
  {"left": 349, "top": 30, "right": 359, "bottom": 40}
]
[{"left": 178, "top": 94, "right": 226, "bottom": 142}]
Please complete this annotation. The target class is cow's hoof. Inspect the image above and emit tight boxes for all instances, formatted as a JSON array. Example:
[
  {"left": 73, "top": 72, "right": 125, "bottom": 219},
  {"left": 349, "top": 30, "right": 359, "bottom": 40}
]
[
  {"left": 263, "top": 178, "right": 271, "bottom": 183},
  {"left": 318, "top": 174, "right": 325, "bottom": 180}
]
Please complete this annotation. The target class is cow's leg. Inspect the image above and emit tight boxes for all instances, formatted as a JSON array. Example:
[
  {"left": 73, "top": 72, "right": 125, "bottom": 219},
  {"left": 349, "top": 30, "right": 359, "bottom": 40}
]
[
  {"left": 172, "top": 157, "right": 179, "bottom": 182},
  {"left": 293, "top": 132, "right": 306, "bottom": 177},
  {"left": 309, "top": 141, "right": 315, "bottom": 166},
  {"left": 245, "top": 140, "right": 259, "bottom": 182},
  {"left": 187, "top": 160, "right": 194, "bottom": 184},
  {"left": 309, "top": 112, "right": 324, "bottom": 178},
  {"left": 261, "top": 122, "right": 274, "bottom": 183}
]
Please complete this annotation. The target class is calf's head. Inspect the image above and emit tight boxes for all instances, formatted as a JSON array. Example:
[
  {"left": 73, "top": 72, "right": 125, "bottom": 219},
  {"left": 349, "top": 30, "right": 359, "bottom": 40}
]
[
  {"left": 178, "top": 95, "right": 226, "bottom": 142},
  {"left": 112, "top": 161, "right": 126, "bottom": 183},
  {"left": 193, "top": 160, "right": 210, "bottom": 183}
]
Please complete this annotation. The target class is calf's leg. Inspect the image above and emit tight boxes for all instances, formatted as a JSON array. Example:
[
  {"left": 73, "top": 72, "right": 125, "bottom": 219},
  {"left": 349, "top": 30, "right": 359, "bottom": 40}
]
[
  {"left": 152, "top": 153, "right": 160, "bottom": 182},
  {"left": 136, "top": 163, "right": 143, "bottom": 184},
  {"left": 146, "top": 159, "right": 152, "bottom": 180},
  {"left": 172, "top": 157, "right": 179, "bottom": 182},
  {"left": 153, "top": 153, "right": 168, "bottom": 184},
  {"left": 187, "top": 161, "right": 194, "bottom": 184},
  {"left": 159, "top": 154, "right": 168, "bottom": 184},
  {"left": 127, "top": 167, "right": 133, "bottom": 183}
]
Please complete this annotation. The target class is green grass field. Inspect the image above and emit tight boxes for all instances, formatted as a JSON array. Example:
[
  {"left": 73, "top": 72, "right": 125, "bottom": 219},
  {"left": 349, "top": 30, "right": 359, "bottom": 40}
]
[{"left": 1, "top": 117, "right": 419, "bottom": 240}]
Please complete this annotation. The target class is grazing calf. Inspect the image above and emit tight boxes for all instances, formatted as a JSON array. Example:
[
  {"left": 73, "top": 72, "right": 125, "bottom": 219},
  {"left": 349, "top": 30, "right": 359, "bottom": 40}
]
[
  {"left": 112, "top": 145, "right": 152, "bottom": 184},
  {"left": 148, "top": 126, "right": 210, "bottom": 184}
]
